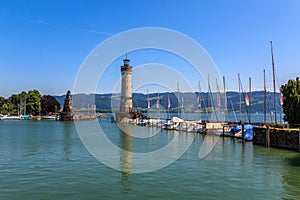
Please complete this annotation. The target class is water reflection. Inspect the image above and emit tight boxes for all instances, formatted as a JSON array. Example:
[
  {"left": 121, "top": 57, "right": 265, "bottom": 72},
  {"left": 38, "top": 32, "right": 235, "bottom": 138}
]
[
  {"left": 282, "top": 154, "right": 300, "bottom": 199},
  {"left": 285, "top": 154, "right": 300, "bottom": 167},
  {"left": 198, "top": 130, "right": 220, "bottom": 159},
  {"left": 63, "top": 122, "right": 73, "bottom": 160},
  {"left": 119, "top": 125, "right": 133, "bottom": 195}
]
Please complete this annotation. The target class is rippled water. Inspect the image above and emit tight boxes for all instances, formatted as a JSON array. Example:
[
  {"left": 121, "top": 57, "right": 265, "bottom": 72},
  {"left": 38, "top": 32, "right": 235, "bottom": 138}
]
[{"left": 0, "top": 120, "right": 299, "bottom": 200}]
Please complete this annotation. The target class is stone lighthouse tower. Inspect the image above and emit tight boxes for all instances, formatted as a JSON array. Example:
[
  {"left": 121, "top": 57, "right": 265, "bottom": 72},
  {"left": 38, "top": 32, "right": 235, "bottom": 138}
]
[{"left": 117, "top": 56, "right": 133, "bottom": 123}]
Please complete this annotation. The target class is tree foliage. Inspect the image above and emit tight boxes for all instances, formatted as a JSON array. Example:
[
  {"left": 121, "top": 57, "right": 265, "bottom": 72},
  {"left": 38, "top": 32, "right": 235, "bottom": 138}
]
[
  {"left": 26, "top": 90, "right": 41, "bottom": 115},
  {"left": 281, "top": 77, "right": 300, "bottom": 124},
  {"left": 0, "top": 90, "right": 42, "bottom": 116}
]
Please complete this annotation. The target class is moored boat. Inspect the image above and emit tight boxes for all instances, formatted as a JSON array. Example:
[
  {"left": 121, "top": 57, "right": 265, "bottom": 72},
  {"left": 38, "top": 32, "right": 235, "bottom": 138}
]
[
  {"left": 163, "top": 117, "right": 183, "bottom": 130},
  {"left": 0, "top": 115, "right": 21, "bottom": 120},
  {"left": 233, "top": 124, "right": 254, "bottom": 141}
]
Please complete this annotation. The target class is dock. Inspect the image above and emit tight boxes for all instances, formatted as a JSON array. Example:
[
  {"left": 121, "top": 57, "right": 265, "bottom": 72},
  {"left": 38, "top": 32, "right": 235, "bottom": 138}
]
[{"left": 110, "top": 115, "right": 300, "bottom": 152}]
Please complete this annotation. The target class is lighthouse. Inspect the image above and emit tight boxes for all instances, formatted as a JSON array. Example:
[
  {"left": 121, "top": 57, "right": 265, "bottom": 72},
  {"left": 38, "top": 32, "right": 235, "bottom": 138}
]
[{"left": 117, "top": 56, "right": 133, "bottom": 123}]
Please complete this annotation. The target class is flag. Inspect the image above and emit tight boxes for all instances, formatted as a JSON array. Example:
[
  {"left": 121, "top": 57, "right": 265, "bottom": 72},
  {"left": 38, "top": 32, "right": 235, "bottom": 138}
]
[
  {"left": 147, "top": 99, "right": 150, "bottom": 109},
  {"left": 168, "top": 96, "right": 171, "bottom": 109},
  {"left": 280, "top": 89, "right": 283, "bottom": 106},
  {"left": 244, "top": 92, "right": 249, "bottom": 106},
  {"left": 217, "top": 94, "right": 221, "bottom": 107},
  {"left": 198, "top": 95, "right": 201, "bottom": 109},
  {"left": 93, "top": 104, "right": 96, "bottom": 111}
]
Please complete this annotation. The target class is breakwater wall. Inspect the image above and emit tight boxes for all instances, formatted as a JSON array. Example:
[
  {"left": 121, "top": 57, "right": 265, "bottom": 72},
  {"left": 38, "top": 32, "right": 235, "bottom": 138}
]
[
  {"left": 59, "top": 113, "right": 97, "bottom": 121},
  {"left": 73, "top": 114, "right": 97, "bottom": 121},
  {"left": 253, "top": 127, "right": 300, "bottom": 151}
]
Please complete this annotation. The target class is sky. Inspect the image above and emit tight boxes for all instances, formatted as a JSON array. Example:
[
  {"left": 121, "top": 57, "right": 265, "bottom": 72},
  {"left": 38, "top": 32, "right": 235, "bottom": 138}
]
[{"left": 1, "top": 0, "right": 300, "bottom": 97}]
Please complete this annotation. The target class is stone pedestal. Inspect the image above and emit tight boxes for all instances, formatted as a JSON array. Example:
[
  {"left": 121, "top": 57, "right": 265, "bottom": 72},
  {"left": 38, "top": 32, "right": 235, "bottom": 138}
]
[
  {"left": 59, "top": 90, "right": 74, "bottom": 121},
  {"left": 60, "top": 112, "right": 74, "bottom": 121}
]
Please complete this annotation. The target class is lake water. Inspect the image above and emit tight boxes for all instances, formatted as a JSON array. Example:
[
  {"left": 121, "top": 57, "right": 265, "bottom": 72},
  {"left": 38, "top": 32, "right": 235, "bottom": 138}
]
[{"left": 1, "top": 119, "right": 299, "bottom": 200}]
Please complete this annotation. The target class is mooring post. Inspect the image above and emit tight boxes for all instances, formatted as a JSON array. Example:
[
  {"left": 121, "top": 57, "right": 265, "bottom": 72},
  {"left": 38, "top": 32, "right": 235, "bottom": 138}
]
[
  {"left": 222, "top": 126, "right": 225, "bottom": 137},
  {"left": 266, "top": 126, "right": 270, "bottom": 148},
  {"left": 186, "top": 122, "right": 188, "bottom": 133},
  {"left": 242, "top": 123, "right": 245, "bottom": 142},
  {"left": 298, "top": 128, "right": 300, "bottom": 152},
  {"left": 266, "top": 126, "right": 268, "bottom": 147}
]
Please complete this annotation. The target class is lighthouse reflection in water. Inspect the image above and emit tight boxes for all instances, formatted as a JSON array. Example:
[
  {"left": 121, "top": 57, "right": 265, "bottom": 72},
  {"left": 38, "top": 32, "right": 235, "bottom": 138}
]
[{"left": 119, "top": 124, "right": 133, "bottom": 194}]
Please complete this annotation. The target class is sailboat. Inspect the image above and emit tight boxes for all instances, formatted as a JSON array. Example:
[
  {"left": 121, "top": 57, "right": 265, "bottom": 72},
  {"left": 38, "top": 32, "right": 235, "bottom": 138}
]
[
  {"left": 230, "top": 74, "right": 253, "bottom": 141},
  {"left": 262, "top": 41, "right": 282, "bottom": 124},
  {"left": 19, "top": 99, "right": 31, "bottom": 120}
]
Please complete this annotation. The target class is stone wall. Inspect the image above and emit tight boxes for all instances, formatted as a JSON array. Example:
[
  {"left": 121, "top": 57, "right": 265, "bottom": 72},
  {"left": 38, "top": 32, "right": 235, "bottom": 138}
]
[
  {"left": 73, "top": 114, "right": 97, "bottom": 121},
  {"left": 253, "top": 127, "right": 300, "bottom": 151},
  {"left": 253, "top": 127, "right": 267, "bottom": 146}
]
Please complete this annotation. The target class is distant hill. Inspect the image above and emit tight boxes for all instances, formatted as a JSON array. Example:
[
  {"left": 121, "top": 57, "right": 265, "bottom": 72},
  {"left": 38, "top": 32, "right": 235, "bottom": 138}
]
[{"left": 55, "top": 91, "right": 281, "bottom": 113}]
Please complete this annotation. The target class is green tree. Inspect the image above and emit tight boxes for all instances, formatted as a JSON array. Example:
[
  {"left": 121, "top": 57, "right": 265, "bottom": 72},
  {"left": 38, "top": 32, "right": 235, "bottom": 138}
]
[
  {"left": 26, "top": 90, "right": 41, "bottom": 115},
  {"left": 9, "top": 94, "right": 20, "bottom": 115},
  {"left": 281, "top": 77, "right": 300, "bottom": 124},
  {"left": 0, "top": 96, "right": 5, "bottom": 114},
  {"left": 2, "top": 103, "right": 9, "bottom": 115},
  {"left": 1, "top": 90, "right": 44, "bottom": 116},
  {"left": 8, "top": 91, "right": 28, "bottom": 115},
  {"left": 0, "top": 96, "right": 5, "bottom": 105}
]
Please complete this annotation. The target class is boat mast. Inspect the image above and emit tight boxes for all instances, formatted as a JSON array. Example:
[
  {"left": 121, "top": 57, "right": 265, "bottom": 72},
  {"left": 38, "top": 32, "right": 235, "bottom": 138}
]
[
  {"left": 280, "top": 90, "right": 282, "bottom": 124},
  {"left": 249, "top": 77, "right": 252, "bottom": 122},
  {"left": 271, "top": 41, "right": 277, "bottom": 124},
  {"left": 147, "top": 88, "right": 149, "bottom": 112},
  {"left": 24, "top": 99, "right": 26, "bottom": 115},
  {"left": 167, "top": 94, "right": 170, "bottom": 119},
  {"left": 198, "top": 81, "right": 201, "bottom": 119},
  {"left": 215, "top": 78, "right": 219, "bottom": 121},
  {"left": 238, "top": 73, "right": 242, "bottom": 122},
  {"left": 264, "top": 69, "right": 267, "bottom": 124},
  {"left": 207, "top": 74, "right": 211, "bottom": 120},
  {"left": 223, "top": 76, "right": 228, "bottom": 122},
  {"left": 157, "top": 91, "right": 160, "bottom": 120},
  {"left": 177, "top": 82, "right": 180, "bottom": 117},
  {"left": 199, "top": 80, "right": 209, "bottom": 120},
  {"left": 19, "top": 99, "right": 22, "bottom": 116}
]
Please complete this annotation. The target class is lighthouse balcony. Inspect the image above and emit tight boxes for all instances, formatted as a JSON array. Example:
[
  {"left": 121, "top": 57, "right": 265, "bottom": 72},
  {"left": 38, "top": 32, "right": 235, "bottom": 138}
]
[{"left": 121, "top": 66, "right": 132, "bottom": 72}]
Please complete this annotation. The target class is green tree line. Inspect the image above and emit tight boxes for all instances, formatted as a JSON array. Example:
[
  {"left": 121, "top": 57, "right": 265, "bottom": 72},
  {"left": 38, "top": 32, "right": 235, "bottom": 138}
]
[{"left": 0, "top": 90, "right": 60, "bottom": 116}]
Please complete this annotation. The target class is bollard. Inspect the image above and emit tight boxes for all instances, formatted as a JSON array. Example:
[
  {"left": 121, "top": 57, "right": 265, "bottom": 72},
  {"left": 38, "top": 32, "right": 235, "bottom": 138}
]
[
  {"left": 266, "top": 126, "right": 270, "bottom": 148},
  {"left": 266, "top": 126, "right": 268, "bottom": 147},
  {"left": 299, "top": 128, "right": 300, "bottom": 152},
  {"left": 222, "top": 126, "right": 225, "bottom": 137},
  {"left": 242, "top": 123, "right": 245, "bottom": 142},
  {"left": 186, "top": 122, "right": 188, "bottom": 133}
]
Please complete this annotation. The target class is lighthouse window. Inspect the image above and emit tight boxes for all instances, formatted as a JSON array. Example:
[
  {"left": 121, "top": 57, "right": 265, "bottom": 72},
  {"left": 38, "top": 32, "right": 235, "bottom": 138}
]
[{"left": 124, "top": 59, "right": 130, "bottom": 66}]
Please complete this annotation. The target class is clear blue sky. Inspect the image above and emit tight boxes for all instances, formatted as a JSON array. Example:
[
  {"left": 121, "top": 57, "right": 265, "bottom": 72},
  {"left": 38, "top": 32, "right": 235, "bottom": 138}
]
[{"left": 1, "top": 0, "right": 300, "bottom": 97}]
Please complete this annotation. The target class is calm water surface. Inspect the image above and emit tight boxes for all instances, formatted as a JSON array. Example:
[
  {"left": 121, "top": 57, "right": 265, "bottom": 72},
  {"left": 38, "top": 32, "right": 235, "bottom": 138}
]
[{"left": 0, "top": 120, "right": 299, "bottom": 200}]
